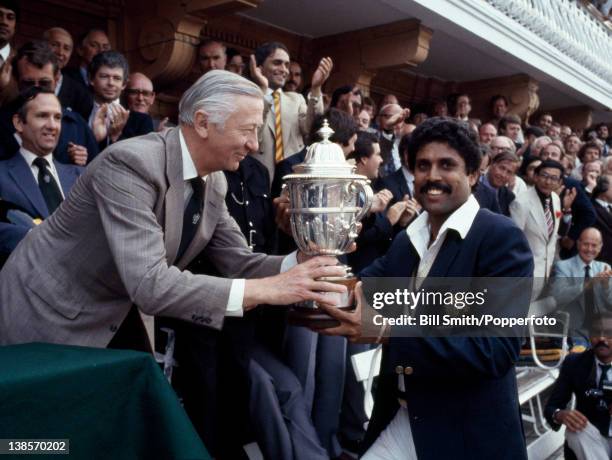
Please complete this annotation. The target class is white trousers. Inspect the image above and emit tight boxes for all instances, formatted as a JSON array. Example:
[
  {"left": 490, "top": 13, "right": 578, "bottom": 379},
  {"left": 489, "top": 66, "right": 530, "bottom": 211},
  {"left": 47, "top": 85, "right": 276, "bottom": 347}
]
[
  {"left": 566, "top": 421, "right": 612, "bottom": 460},
  {"left": 362, "top": 407, "right": 418, "bottom": 460}
]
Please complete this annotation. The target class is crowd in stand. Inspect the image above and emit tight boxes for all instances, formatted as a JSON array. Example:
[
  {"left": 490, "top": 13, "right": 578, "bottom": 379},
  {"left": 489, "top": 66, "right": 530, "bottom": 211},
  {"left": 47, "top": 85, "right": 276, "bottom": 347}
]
[{"left": 3, "top": 0, "right": 612, "bottom": 458}]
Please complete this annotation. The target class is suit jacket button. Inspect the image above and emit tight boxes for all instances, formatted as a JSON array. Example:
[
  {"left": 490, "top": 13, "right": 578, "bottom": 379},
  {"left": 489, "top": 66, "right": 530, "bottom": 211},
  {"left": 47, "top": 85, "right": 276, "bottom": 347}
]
[
  {"left": 395, "top": 365, "right": 403, "bottom": 375},
  {"left": 404, "top": 366, "right": 413, "bottom": 375},
  {"left": 110, "top": 325, "right": 118, "bottom": 332}
]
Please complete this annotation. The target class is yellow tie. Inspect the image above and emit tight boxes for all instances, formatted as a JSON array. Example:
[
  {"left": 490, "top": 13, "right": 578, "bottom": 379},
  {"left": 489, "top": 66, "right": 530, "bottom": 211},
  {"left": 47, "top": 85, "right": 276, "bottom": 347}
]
[{"left": 273, "top": 90, "right": 284, "bottom": 162}]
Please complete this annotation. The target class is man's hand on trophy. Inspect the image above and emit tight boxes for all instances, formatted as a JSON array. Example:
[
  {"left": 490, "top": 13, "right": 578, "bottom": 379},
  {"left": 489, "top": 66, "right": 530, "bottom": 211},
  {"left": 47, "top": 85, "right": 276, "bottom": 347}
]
[
  {"left": 243, "top": 256, "right": 348, "bottom": 309},
  {"left": 312, "top": 282, "right": 382, "bottom": 343}
]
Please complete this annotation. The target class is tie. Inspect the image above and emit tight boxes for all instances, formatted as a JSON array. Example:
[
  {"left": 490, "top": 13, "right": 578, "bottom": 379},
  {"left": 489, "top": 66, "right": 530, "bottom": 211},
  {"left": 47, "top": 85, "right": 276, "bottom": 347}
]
[
  {"left": 273, "top": 90, "right": 284, "bottom": 163},
  {"left": 544, "top": 197, "right": 554, "bottom": 238},
  {"left": 32, "top": 157, "right": 63, "bottom": 214},
  {"left": 599, "top": 364, "right": 611, "bottom": 389},
  {"left": 177, "top": 178, "right": 204, "bottom": 261},
  {"left": 584, "top": 265, "right": 595, "bottom": 329}
]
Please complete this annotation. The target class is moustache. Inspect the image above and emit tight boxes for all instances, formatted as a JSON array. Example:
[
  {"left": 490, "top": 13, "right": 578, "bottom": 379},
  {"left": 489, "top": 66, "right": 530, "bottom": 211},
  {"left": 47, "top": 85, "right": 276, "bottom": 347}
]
[{"left": 420, "top": 182, "right": 452, "bottom": 194}]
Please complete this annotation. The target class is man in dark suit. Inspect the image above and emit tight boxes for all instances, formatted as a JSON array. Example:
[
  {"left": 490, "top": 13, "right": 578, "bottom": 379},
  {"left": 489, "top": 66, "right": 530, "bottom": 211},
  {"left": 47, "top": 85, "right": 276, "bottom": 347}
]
[
  {"left": 87, "top": 51, "right": 153, "bottom": 150},
  {"left": 0, "top": 87, "right": 82, "bottom": 257},
  {"left": 43, "top": 27, "right": 93, "bottom": 121},
  {"left": 481, "top": 150, "right": 519, "bottom": 216},
  {"left": 0, "top": 0, "right": 18, "bottom": 107},
  {"left": 592, "top": 175, "right": 612, "bottom": 265},
  {"left": 317, "top": 117, "right": 533, "bottom": 460},
  {"left": 63, "top": 29, "right": 110, "bottom": 89},
  {"left": 545, "top": 313, "right": 612, "bottom": 459},
  {"left": 0, "top": 41, "right": 98, "bottom": 165}
]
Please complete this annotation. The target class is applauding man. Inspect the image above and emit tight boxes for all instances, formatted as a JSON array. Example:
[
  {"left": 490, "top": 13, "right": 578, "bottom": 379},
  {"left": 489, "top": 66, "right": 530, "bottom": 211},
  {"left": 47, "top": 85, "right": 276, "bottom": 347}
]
[
  {"left": 249, "top": 41, "right": 332, "bottom": 182},
  {"left": 88, "top": 51, "right": 153, "bottom": 149}
]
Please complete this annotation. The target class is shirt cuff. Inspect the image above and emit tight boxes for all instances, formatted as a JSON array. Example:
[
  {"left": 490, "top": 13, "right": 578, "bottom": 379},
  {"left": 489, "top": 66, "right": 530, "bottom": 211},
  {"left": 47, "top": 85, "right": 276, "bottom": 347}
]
[
  {"left": 281, "top": 251, "right": 299, "bottom": 272},
  {"left": 226, "top": 279, "right": 245, "bottom": 317}
]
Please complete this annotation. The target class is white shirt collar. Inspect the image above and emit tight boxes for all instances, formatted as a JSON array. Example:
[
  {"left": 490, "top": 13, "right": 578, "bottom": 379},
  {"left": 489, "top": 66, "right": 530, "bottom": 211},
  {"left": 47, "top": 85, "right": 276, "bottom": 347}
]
[
  {"left": 407, "top": 194, "right": 480, "bottom": 259},
  {"left": 179, "top": 128, "right": 206, "bottom": 182},
  {"left": 20, "top": 147, "right": 56, "bottom": 171},
  {"left": 0, "top": 43, "right": 10, "bottom": 63},
  {"left": 55, "top": 73, "right": 63, "bottom": 96}
]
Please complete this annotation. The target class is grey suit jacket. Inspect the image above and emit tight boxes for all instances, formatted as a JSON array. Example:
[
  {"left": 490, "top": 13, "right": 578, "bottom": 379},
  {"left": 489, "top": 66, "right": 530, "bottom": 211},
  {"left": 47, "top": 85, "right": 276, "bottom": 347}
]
[
  {"left": 253, "top": 90, "right": 324, "bottom": 182},
  {"left": 0, "top": 128, "right": 283, "bottom": 347}
]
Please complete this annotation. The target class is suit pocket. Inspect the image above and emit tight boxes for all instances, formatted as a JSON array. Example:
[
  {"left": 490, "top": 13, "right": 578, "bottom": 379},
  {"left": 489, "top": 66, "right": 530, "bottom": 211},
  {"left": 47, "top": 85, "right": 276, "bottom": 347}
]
[{"left": 26, "top": 268, "right": 84, "bottom": 319}]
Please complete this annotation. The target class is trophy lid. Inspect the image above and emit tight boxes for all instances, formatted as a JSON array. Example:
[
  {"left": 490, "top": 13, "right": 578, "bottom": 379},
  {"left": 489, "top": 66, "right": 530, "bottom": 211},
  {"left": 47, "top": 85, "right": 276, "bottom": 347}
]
[{"left": 288, "top": 120, "right": 357, "bottom": 177}]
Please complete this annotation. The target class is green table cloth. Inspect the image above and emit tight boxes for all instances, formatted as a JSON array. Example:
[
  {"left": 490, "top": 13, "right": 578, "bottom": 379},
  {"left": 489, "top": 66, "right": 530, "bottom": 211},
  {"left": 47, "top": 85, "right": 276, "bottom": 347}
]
[{"left": 0, "top": 343, "right": 210, "bottom": 459}]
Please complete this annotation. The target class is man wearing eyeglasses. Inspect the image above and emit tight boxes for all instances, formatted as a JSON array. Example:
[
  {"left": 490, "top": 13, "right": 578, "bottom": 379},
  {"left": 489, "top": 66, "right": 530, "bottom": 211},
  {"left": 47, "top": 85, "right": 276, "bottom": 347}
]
[
  {"left": 0, "top": 41, "right": 97, "bottom": 166},
  {"left": 125, "top": 72, "right": 169, "bottom": 132},
  {"left": 510, "top": 159, "right": 576, "bottom": 299}
]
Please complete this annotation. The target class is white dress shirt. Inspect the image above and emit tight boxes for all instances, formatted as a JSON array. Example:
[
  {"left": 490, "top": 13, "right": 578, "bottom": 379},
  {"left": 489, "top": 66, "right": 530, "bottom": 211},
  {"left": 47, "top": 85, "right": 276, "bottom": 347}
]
[
  {"left": 0, "top": 43, "right": 10, "bottom": 64},
  {"left": 19, "top": 147, "right": 65, "bottom": 199},
  {"left": 178, "top": 129, "right": 297, "bottom": 317}
]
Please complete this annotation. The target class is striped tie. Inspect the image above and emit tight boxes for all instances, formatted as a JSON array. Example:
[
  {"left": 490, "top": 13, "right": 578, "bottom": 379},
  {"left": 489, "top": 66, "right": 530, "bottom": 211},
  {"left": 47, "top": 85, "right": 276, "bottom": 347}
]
[
  {"left": 544, "top": 197, "right": 554, "bottom": 238},
  {"left": 273, "top": 90, "right": 284, "bottom": 162}
]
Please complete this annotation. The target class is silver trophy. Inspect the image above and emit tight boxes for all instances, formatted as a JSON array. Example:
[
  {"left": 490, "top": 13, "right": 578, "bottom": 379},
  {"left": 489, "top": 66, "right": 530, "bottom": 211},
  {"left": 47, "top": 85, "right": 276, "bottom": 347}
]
[{"left": 283, "top": 120, "right": 373, "bottom": 326}]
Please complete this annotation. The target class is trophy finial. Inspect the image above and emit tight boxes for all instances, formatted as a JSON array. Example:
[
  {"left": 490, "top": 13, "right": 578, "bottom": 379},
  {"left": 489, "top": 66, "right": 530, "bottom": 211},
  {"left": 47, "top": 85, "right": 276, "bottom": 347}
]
[{"left": 318, "top": 119, "right": 335, "bottom": 142}]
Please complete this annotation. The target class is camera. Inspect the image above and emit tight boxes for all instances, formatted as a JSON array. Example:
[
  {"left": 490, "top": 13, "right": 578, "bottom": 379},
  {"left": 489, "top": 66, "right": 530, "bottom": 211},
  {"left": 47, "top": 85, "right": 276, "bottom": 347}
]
[{"left": 585, "top": 381, "right": 612, "bottom": 412}]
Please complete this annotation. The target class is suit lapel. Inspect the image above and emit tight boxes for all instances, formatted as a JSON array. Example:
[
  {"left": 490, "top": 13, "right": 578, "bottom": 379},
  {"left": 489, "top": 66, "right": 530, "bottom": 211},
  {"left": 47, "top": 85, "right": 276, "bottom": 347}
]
[
  {"left": 8, "top": 155, "right": 49, "bottom": 218},
  {"left": 163, "top": 129, "right": 184, "bottom": 266},
  {"left": 280, "top": 92, "right": 292, "bottom": 150},
  {"left": 427, "top": 231, "right": 463, "bottom": 278},
  {"left": 527, "top": 188, "right": 548, "bottom": 240},
  {"left": 55, "top": 161, "right": 79, "bottom": 194}
]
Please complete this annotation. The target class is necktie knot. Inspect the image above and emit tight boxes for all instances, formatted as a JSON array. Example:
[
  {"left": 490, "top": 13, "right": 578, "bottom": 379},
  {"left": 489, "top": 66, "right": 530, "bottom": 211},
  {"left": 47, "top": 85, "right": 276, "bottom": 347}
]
[
  {"left": 33, "top": 157, "right": 50, "bottom": 169},
  {"left": 585, "top": 265, "right": 591, "bottom": 278},
  {"left": 599, "top": 364, "right": 611, "bottom": 389}
]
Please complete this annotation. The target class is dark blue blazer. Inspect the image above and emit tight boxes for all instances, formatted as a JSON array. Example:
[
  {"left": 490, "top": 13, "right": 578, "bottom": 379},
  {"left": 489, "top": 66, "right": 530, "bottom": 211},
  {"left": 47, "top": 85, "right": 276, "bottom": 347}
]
[
  {"left": 98, "top": 111, "right": 154, "bottom": 151},
  {"left": 58, "top": 72, "right": 94, "bottom": 122},
  {"left": 0, "top": 106, "right": 99, "bottom": 165},
  {"left": 360, "top": 209, "right": 533, "bottom": 460},
  {"left": 378, "top": 167, "right": 411, "bottom": 204},
  {"left": 544, "top": 349, "right": 609, "bottom": 436},
  {"left": 564, "top": 176, "right": 596, "bottom": 243},
  {"left": 473, "top": 181, "right": 503, "bottom": 215},
  {"left": 0, "top": 154, "right": 82, "bottom": 253}
]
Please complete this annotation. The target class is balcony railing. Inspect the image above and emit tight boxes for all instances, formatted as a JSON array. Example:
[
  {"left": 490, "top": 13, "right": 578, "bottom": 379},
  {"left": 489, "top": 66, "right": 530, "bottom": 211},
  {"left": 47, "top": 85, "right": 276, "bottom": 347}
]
[{"left": 485, "top": 0, "right": 612, "bottom": 83}]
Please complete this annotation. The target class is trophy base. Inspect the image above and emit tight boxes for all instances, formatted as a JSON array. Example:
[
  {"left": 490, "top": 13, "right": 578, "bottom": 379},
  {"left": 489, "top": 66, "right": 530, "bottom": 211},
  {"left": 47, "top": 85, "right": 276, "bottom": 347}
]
[{"left": 288, "top": 275, "right": 357, "bottom": 329}]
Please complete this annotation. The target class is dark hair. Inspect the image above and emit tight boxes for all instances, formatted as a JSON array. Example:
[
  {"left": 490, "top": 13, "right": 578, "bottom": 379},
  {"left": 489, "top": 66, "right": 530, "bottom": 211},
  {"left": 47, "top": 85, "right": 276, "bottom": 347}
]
[
  {"left": 489, "top": 94, "right": 508, "bottom": 109},
  {"left": 525, "top": 156, "right": 542, "bottom": 169},
  {"left": 88, "top": 50, "right": 128, "bottom": 81},
  {"left": 254, "top": 41, "right": 289, "bottom": 66},
  {"left": 534, "top": 159, "right": 564, "bottom": 176},
  {"left": 330, "top": 85, "right": 362, "bottom": 110},
  {"left": 539, "top": 112, "right": 553, "bottom": 120},
  {"left": 15, "top": 86, "right": 58, "bottom": 121},
  {"left": 309, "top": 108, "right": 357, "bottom": 147},
  {"left": 78, "top": 29, "right": 108, "bottom": 47},
  {"left": 578, "top": 141, "right": 602, "bottom": 161},
  {"left": 13, "top": 41, "right": 59, "bottom": 80},
  {"left": 407, "top": 117, "right": 481, "bottom": 174},
  {"left": 592, "top": 174, "right": 610, "bottom": 199},
  {"left": 0, "top": 0, "right": 19, "bottom": 21},
  {"left": 524, "top": 126, "right": 544, "bottom": 138},
  {"left": 446, "top": 93, "right": 470, "bottom": 116},
  {"left": 398, "top": 133, "right": 411, "bottom": 162},
  {"left": 362, "top": 96, "right": 376, "bottom": 111},
  {"left": 498, "top": 114, "right": 521, "bottom": 132},
  {"left": 226, "top": 47, "right": 240, "bottom": 60},
  {"left": 349, "top": 131, "right": 378, "bottom": 162}
]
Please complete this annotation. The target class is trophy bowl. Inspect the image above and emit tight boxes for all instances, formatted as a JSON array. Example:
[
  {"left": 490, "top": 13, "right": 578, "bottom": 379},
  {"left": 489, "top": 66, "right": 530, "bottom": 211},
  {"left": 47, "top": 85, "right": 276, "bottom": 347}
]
[{"left": 283, "top": 121, "right": 373, "bottom": 328}]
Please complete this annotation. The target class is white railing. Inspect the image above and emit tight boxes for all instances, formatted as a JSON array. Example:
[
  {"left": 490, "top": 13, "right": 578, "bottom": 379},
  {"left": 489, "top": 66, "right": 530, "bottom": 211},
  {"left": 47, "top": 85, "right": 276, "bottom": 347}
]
[{"left": 485, "top": 0, "right": 612, "bottom": 83}]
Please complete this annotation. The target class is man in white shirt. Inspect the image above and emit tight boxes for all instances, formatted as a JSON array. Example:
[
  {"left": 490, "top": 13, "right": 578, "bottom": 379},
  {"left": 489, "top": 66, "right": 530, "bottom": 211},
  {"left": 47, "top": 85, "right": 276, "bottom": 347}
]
[{"left": 0, "top": 87, "right": 82, "bottom": 258}]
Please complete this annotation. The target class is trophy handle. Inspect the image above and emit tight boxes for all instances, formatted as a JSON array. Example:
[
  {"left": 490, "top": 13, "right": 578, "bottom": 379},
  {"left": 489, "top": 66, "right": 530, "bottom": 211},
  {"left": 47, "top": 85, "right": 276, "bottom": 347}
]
[{"left": 352, "top": 179, "right": 373, "bottom": 221}]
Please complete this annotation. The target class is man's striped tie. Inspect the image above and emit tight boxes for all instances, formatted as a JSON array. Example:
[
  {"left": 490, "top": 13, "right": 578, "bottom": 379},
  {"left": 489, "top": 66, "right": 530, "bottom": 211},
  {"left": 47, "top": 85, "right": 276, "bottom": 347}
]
[
  {"left": 544, "top": 197, "right": 554, "bottom": 238},
  {"left": 273, "top": 90, "right": 284, "bottom": 163}
]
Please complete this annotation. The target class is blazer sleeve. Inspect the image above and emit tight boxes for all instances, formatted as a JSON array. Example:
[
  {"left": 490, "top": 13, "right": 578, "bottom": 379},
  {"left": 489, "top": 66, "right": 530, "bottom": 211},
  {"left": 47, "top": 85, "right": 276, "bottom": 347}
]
[
  {"left": 90, "top": 153, "right": 232, "bottom": 330},
  {"left": 567, "top": 181, "right": 596, "bottom": 241},
  {"left": 544, "top": 356, "right": 576, "bottom": 430},
  {"left": 509, "top": 197, "right": 528, "bottom": 231}
]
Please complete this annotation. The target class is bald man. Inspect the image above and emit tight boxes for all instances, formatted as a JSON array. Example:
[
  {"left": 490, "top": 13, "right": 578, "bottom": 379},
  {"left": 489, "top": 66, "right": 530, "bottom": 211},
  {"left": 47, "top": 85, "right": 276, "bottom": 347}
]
[
  {"left": 125, "top": 72, "right": 168, "bottom": 131},
  {"left": 43, "top": 27, "right": 93, "bottom": 120}
]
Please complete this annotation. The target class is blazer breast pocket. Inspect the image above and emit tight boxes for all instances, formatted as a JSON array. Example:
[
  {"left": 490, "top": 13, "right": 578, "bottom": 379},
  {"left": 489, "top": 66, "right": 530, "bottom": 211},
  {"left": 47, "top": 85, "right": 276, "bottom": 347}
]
[{"left": 25, "top": 268, "right": 84, "bottom": 320}]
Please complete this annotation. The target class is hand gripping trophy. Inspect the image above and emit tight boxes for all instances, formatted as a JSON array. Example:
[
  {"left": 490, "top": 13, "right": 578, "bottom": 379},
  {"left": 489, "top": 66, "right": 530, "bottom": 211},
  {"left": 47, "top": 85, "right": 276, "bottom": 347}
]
[{"left": 283, "top": 120, "right": 373, "bottom": 326}]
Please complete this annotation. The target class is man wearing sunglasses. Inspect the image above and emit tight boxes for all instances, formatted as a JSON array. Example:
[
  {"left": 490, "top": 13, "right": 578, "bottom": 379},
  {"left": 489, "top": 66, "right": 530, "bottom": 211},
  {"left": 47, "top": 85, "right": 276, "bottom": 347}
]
[{"left": 0, "top": 40, "right": 97, "bottom": 166}]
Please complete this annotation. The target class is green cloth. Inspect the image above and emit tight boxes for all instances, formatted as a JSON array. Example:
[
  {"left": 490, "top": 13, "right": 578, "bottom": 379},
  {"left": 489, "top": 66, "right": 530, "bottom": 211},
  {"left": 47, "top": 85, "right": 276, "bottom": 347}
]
[{"left": 0, "top": 343, "right": 210, "bottom": 460}]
